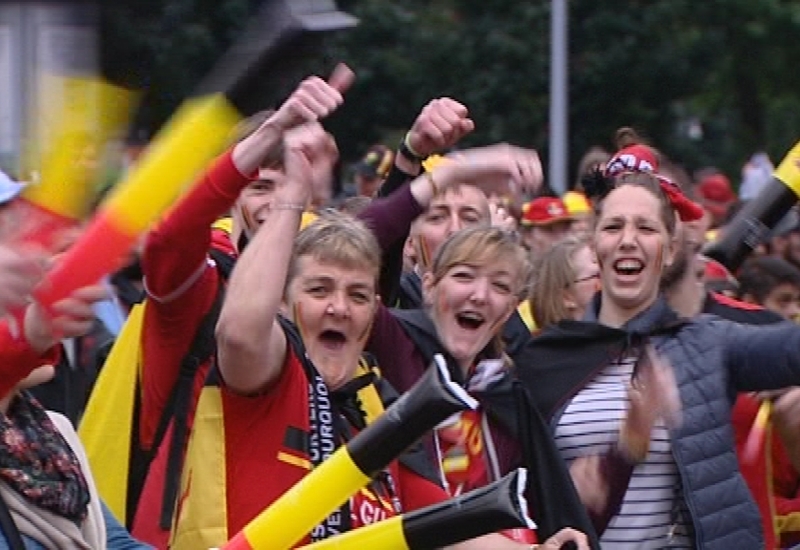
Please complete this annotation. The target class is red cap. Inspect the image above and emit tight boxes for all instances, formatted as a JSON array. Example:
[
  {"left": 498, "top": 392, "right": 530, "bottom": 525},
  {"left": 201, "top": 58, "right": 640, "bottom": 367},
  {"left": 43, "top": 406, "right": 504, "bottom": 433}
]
[
  {"left": 521, "top": 197, "right": 574, "bottom": 226},
  {"left": 698, "top": 174, "right": 735, "bottom": 218},
  {"left": 703, "top": 258, "right": 739, "bottom": 294},
  {"left": 604, "top": 144, "right": 659, "bottom": 177}
]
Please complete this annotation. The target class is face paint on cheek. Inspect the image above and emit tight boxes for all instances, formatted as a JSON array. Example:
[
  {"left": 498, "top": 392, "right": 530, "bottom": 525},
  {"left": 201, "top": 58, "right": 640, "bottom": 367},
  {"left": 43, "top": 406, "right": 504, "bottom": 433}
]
[
  {"left": 418, "top": 236, "right": 432, "bottom": 269},
  {"left": 240, "top": 204, "right": 257, "bottom": 236},
  {"left": 655, "top": 245, "right": 664, "bottom": 271},
  {"left": 292, "top": 302, "right": 306, "bottom": 342},
  {"left": 436, "top": 288, "right": 450, "bottom": 317}
]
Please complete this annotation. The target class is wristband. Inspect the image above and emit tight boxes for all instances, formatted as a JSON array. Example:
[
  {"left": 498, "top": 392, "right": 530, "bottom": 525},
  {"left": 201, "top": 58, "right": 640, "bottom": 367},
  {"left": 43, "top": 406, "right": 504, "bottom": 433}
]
[{"left": 398, "top": 132, "right": 425, "bottom": 163}]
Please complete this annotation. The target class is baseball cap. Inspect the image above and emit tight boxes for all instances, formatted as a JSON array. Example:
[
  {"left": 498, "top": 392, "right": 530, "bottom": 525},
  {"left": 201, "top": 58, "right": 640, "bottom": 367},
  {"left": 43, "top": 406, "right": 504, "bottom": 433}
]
[
  {"left": 521, "top": 197, "right": 573, "bottom": 226},
  {"left": 697, "top": 173, "right": 735, "bottom": 219},
  {"left": 703, "top": 257, "right": 739, "bottom": 295},
  {"left": 562, "top": 191, "right": 591, "bottom": 215},
  {"left": 355, "top": 145, "right": 393, "bottom": 179}
]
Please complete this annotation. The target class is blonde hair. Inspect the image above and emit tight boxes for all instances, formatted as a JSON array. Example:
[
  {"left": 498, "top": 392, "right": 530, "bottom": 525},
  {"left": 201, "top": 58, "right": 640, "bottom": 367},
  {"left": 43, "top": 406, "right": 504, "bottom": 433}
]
[
  {"left": 431, "top": 226, "right": 530, "bottom": 295},
  {"left": 287, "top": 210, "right": 381, "bottom": 291},
  {"left": 530, "top": 236, "right": 589, "bottom": 328},
  {"left": 430, "top": 226, "right": 529, "bottom": 363}
]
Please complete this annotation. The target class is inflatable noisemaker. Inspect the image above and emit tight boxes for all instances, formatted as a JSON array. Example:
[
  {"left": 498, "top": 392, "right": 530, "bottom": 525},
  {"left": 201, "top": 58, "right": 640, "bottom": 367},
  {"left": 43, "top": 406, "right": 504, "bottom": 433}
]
[
  {"left": 704, "top": 140, "right": 800, "bottom": 272},
  {"left": 221, "top": 354, "right": 479, "bottom": 550},
  {"left": 33, "top": 0, "right": 357, "bottom": 309},
  {"left": 299, "top": 468, "right": 535, "bottom": 550},
  {"left": 10, "top": 76, "right": 134, "bottom": 251}
]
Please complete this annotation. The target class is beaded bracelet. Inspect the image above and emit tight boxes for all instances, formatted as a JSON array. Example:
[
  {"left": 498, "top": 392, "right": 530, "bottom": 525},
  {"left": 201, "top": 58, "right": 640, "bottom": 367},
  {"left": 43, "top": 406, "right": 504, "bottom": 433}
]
[{"left": 271, "top": 203, "right": 306, "bottom": 212}]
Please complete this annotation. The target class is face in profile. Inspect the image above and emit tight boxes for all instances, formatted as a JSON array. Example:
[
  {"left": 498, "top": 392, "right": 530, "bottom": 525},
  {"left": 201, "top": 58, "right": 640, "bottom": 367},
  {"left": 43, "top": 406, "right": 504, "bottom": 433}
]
[
  {"left": 234, "top": 167, "right": 283, "bottom": 238},
  {"left": 564, "top": 244, "right": 599, "bottom": 320}
]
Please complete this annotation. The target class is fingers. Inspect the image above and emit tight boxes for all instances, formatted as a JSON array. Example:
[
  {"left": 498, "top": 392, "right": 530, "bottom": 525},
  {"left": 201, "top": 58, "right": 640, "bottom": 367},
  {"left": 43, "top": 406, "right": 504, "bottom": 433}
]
[
  {"left": 23, "top": 283, "right": 107, "bottom": 352},
  {"left": 327, "top": 62, "right": 355, "bottom": 94},
  {"left": 49, "top": 284, "right": 107, "bottom": 339},
  {"left": 0, "top": 246, "right": 46, "bottom": 315},
  {"left": 408, "top": 97, "right": 474, "bottom": 157},
  {"left": 544, "top": 527, "right": 590, "bottom": 550},
  {"left": 489, "top": 202, "right": 517, "bottom": 232},
  {"left": 283, "top": 123, "right": 339, "bottom": 204},
  {"left": 276, "top": 64, "right": 354, "bottom": 131},
  {"left": 508, "top": 147, "right": 543, "bottom": 192},
  {"left": 644, "top": 344, "right": 682, "bottom": 428}
]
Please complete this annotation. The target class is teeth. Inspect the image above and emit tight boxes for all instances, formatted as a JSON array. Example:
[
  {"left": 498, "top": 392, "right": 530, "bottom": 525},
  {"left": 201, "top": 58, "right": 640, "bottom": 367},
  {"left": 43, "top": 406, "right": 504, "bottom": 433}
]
[
  {"left": 615, "top": 259, "right": 643, "bottom": 270},
  {"left": 458, "top": 312, "right": 484, "bottom": 322}
]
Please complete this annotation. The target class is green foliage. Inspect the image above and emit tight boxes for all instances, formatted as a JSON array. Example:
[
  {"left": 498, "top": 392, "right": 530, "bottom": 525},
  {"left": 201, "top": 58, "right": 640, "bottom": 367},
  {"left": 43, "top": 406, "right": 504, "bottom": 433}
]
[{"left": 101, "top": 0, "right": 800, "bottom": 185}]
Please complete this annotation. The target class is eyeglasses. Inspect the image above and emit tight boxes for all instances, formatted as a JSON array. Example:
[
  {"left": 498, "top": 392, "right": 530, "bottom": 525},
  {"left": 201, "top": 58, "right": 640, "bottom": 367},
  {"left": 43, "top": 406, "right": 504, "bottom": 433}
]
[{"left": 572, "top": 273, "right": 600, "bottom": 285}]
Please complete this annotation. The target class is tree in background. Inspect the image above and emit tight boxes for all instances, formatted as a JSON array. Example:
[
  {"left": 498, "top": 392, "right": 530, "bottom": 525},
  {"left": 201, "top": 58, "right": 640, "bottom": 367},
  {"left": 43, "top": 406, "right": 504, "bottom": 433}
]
[{"left": 100, "top": 0, "right": 800, "bottom": 188}]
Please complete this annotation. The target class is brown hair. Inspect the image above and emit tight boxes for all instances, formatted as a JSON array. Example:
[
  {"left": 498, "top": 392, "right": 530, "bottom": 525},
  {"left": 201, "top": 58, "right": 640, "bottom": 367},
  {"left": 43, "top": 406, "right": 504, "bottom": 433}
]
[
  {"left": 594, "top": 171, "right": 677, "bottom": 236},
  {"left": 575, "top": 146, "right": 611, "bottom": 191},
  {"left": 287, "top": 210, "right": 382, "bottom": 292},
  {"left": 530, "top": 235, "right": 590, "bottom": 328}
]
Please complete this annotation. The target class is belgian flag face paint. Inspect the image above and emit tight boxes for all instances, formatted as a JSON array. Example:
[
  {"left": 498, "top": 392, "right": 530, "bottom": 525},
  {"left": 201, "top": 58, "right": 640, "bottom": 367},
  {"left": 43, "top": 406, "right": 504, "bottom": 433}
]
[{"left": 416, "top": 235, "right": 432, "bottom": 270}]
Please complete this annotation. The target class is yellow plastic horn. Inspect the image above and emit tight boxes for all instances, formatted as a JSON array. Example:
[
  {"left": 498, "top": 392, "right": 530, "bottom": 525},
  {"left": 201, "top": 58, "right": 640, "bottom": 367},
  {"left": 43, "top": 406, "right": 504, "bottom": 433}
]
[{"left": 222, "top": 355, "right": 478, "bottom": 550}]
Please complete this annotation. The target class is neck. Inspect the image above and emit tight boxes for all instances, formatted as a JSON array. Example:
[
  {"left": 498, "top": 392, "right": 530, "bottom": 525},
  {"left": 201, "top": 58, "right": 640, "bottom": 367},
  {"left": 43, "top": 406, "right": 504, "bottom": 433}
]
[
  {"left": 598, "top": 297, "right": 656, "bottom": 328},
  {"left": 663, "top": 269, "right": 704, "bottom": 318}
]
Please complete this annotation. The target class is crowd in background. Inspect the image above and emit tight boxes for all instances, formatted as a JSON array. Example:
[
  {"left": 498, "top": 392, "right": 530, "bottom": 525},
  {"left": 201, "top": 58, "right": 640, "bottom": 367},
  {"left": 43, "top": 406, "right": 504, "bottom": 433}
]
[{"left": 0, "top": 63, "right": 798, "bottom": 550}]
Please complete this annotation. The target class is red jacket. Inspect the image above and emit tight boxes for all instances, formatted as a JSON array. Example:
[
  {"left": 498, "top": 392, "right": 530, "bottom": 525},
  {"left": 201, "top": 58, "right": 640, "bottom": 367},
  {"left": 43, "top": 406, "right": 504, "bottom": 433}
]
[{"left": 132, "top": 151, "right": 249, "bottom": 548}]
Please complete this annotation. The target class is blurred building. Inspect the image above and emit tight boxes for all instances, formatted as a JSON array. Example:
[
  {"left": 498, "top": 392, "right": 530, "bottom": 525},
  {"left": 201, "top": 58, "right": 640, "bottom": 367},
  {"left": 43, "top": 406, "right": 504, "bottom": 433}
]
[{"left": 0, "top": 1, "right": 98, "bottom": 175}]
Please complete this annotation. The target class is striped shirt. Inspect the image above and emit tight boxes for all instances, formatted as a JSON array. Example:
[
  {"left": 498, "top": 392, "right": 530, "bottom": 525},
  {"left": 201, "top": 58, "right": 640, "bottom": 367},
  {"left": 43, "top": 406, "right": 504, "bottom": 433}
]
[{"left": 554, "top": 355, "right": 693, "bottom": 549}]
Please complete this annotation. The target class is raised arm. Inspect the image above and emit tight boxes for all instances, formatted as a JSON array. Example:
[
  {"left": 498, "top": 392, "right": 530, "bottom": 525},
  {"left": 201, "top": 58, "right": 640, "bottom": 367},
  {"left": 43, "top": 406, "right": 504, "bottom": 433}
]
[
  {"left": 724, "top": 319, "right": 800, "bottom": 392},
  {"left": 216, "top": 124, "right": 338, "bottom": 394}
]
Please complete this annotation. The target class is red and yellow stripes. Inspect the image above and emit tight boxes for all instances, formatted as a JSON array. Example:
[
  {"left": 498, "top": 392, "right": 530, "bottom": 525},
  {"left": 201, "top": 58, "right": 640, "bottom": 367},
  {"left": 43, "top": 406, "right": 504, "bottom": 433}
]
[
  {"left": 222, "top": 448, "right": 370, "bottom": 550},
  {"left": 35, "top": 94, "right": 240, "bottom": 308}
]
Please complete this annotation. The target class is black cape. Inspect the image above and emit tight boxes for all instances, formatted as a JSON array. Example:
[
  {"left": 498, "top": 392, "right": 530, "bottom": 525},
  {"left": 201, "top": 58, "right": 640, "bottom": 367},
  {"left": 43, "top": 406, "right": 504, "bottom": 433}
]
[{"left": 392, "top": 308, "right": 601, "bottom": 549}]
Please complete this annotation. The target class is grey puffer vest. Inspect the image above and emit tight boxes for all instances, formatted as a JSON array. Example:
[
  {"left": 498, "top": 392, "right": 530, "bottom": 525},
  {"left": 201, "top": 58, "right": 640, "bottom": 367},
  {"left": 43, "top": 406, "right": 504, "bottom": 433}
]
[{"left": 578, "top": 299, "right": 800, "bottom": 549}]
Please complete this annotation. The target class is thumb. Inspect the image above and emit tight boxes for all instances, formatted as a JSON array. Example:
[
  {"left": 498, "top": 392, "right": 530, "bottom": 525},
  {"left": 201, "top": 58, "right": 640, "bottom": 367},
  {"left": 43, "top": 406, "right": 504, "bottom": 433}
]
[{"left": 328, "top": 63, "right": 355, "bottom": 94}]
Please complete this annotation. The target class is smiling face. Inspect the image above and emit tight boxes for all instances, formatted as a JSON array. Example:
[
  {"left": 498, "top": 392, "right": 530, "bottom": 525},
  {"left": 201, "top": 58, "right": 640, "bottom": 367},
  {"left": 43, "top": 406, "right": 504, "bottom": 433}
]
[
  {"left": 410, "top": 185, "right": 490, "bottom": 270},
  {"left": 233, "top": 167, "right": 284, "bottom": 241},
  {"left": 593, "top": 184, "right": 675, "bottom": 325},
  {"left": 564, "top": 244, "right": 599, "bottom": 320},
  {"left": 287, "top": 256, "right": 377, "bottom": 390},
  {"left": 421, "top": 227, "right": 526, "bottom": 373}
]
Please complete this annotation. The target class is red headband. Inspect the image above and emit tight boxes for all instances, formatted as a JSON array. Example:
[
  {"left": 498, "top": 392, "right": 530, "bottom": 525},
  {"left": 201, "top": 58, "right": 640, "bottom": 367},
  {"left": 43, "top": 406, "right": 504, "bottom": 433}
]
[{"left": 604, "top": 144, "right": 704, "bottom": 222}]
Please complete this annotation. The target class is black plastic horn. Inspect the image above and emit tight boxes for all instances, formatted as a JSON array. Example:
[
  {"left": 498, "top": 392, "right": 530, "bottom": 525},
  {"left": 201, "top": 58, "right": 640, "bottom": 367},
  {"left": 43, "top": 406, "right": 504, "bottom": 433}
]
[{"left": 704, "top": 141, "right": 800, "bottom": 272}]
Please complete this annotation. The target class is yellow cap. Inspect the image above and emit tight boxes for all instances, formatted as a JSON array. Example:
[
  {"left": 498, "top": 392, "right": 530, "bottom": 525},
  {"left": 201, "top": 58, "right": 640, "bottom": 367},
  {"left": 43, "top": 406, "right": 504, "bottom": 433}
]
[
  {"left": 563, "top": 191, "right": 591, "bottom": 214},
  {"left": 300, "top": 211, "right": 318, "bottom": 230}
]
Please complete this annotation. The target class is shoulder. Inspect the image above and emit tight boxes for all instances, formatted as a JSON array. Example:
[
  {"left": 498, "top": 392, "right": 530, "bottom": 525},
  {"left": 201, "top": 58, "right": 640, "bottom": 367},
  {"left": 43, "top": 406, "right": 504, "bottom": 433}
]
[{"left": 703, "top": 292, "right": 784, "bottom": 325}]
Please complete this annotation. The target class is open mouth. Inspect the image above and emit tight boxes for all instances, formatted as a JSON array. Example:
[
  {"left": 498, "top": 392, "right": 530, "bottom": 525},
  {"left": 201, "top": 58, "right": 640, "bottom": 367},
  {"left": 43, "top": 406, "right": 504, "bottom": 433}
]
[
  {"left": 455, "top": 312, "right": 485, "bottom": 330},
  {"left": 613, "top": 258, "right": 644, "bottom": 277},
  {"left": 319, "top": 329, "right": 347, "bottom": 349}
]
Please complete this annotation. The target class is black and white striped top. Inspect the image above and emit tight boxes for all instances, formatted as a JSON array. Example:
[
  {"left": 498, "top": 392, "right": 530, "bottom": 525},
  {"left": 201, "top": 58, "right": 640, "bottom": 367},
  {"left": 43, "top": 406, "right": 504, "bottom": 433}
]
[{"left": 554, "top": 355, "right": 693, "bottom": 549}]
